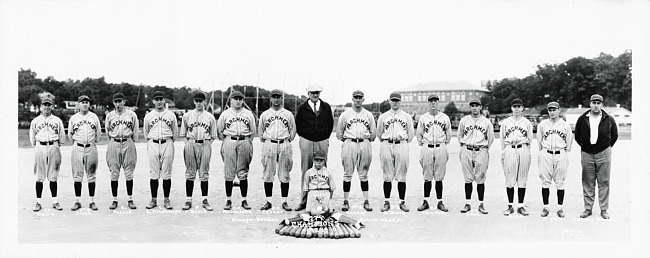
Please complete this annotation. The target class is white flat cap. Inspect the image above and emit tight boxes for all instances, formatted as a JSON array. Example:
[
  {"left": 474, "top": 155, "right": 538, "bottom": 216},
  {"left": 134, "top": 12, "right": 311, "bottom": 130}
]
[{"left": 306, "top": 85, "right": 323, "bottom": 92}]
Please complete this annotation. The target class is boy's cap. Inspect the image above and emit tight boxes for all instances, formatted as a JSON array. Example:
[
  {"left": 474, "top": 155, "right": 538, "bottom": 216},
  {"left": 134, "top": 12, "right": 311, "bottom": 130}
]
[{"left": 313, "top": 150, "right": 327, "bottom": 160}]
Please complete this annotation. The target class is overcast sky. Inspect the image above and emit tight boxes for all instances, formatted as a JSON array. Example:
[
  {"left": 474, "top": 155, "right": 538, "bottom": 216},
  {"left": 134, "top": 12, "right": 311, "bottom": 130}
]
[{"left": 2, "top": 0, "right": 648, "bottom": 104}]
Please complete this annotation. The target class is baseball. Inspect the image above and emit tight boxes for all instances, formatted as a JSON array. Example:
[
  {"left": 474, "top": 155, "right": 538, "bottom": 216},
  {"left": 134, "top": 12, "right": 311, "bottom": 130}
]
[{"left": 316, "top": 206, "right": 323, "bottom": 212}]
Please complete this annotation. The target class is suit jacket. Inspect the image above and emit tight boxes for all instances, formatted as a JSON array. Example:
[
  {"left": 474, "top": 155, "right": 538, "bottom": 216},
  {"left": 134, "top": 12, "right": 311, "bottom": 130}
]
[
  {"left": 574, "top": 109, "right": 618, "bottom": 154},
  {"left": 295, "top": 99, "right": 334, "bottom": 142}
]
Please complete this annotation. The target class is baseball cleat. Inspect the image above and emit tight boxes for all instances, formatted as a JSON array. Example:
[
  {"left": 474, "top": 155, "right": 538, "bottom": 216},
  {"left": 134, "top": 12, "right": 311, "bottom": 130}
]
[
  {"left": 281, "top": 202, "right": 292, "bottom": 211},
  {"left": 417, "top": 200, "right": 430, "bottom": 211},
  {"left": 145, "top": 199, "right": 157, "bottom": 209},
  {"left": 460, "top": 204, "right": 471, "bottom": 213},
  {"left": 89, "top": 202, "right": 98, "bottom": 211},
  {"left": 437, "top": 201, "right": 449, "bottom": 212},
  {"left": 399, "top": 201, "right": 409, "bottom": 212},
  {"left": 541, "top": 208, "right": 549, "bottom": 217},
  {"left": 163, "top": 199, "right": 173, "bottom": 210},
  {"left": 241, "top": 200, "right": 251, "bottom": 210},
  {"left": 109, "top": 201, "right": 118, "bottom": 210},
  {"left": 294, "top": 203, "right": 306, "bottom": 211},
  {"left": 71, "top": 202, "right": 82, "bottom": 211},
  {"left": 224, "top": 200, "right": 232, "bottom": 210},
  {"left": 363, "top": 200, "right": 373, "bottom": 212},
  {"left": 381, "top": 201, "right": 390, "bottom": 212},
  {"left": 600, "top": 210, "right": 610, "bottom": 219},
  {"left": 260, "top": 201, "right": 272, "bottom": 211},
  {"left": 517, "top": 207, "right": 529, "bottom": 216},
  {"left": 33, "top": 203, "right": 42, "bottom": 212},
  {"left": 579, "top": 209, "right": 592, "bottom": 218},
  {"left": 503, "top": 206, "right": 515, "bottom": 216},
  {"left": 478, "top": 203, "right": 488, "bottom": 214},
  {"left": 182, "top": 201, "right": 192, "bottom": 210},
  {"left": 202, "top": 199, "right": 213, "bottom": 211},
  {"left": 127, "top": 200, "right": 137, "bottom": 209},
  {"left": 342, "top": 200, "right": 350, "bottom": 211},
  {"left": 556, "top": 209, "right": 565, "bottom": 218},
  {"left": 52, "top": 203, "right": 62, "bottom": 211}
]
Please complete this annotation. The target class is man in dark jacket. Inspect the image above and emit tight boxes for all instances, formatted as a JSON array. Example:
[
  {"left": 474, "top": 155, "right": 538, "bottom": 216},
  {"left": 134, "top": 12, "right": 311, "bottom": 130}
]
[
  {"left": 574, "top": 94, "right": 618, "bottom": 219},
  {"left": 294, "top": 85, "right": 334, "bottom": 211}
]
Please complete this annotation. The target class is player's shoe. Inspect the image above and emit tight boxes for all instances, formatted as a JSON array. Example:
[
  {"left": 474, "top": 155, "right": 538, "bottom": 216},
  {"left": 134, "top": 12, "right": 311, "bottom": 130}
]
[
  {"left": 282, "top": 202, "right": 292, "bottom": 211},
  {"left": 295, "top": 203, "right": 306, "bottom": 211},
  {"left": 202, "top": 199, "right": 213, "bottom": 211},
  {"left": 89, "top": 202, "right": 98, "bottom": 211},
  {"left": 182, "top": 201, "right": 192, "bottom": 210},
  {"left": 224, "top": 200, "right": 232, "bottom": 210},
  {"left": 437, "top": 201, "right": 449, "bottom": 212},
  {"left": 478, "top": 203, "right": 488, "bottom": 214},
  {"left": 503, "top": 206, "right": 515, "bottom": 216},
  {"left": 71, "top": 202, "right": 82, "bottom": 211},
  {"left": 363, "top": 200, "right": 373, "bottom": 212},
  {"left": 417, "top": 200, "right": 430, "bottom": 211},
  {"left": 241, "top": 200, "right": 251, "bottom": 210},
  {"left": 399, "top": 201, "right": 409, "bottom": 212},
  {"left": 52, "top": 203, "right": 62, "bottom": 211},
  {"left": 541, "top": 207, "right": 549, "bottom": 217},
  {"left": 516, "top": 206, "right": 529, "bottom": 216},
  {"left": 260, "top": 202, "right": 272, "bottom": 211},
  {"left": 579, "top": 209, "right": 592, "bottom": 218},
  {"left": 127, "top": 200, "right": 137, "bottom": 209},
  {"left": 600, "top": 210, "right": 610, "bottom": 219},
  {"left": 380, "top": 201, "right": 390, "bottom": 212},
  {"left": 146, "top": 199, "right": 157, "bottom": 209},
  {"left": 163, "top": 199, "right": 173, "bottom": 210},
  {"left": 460, "top": 204, "right": 471, "bottom": 213},
  {"left": 342, "top": 200, "right": 350, "bottom": 211},
  {"left": 109, "top": 201, "right": 118, "bottom": 210},
  {"left": 556, "top": 209, "right": 565, "bottom": 218},
  {"left": 33, "top": 203, "right": 42, "bottom": 212}
]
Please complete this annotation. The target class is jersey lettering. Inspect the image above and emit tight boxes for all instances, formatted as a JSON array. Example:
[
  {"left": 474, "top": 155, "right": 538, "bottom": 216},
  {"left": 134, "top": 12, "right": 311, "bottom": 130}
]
[
  {"left": 504, "top": 126, "right": 528, "bottom": 139},
  {"left": 264, "top": 115, "right": 290, "bottom": 129},
  {"left": 384, "top": 118, "right": 408, "bottom": 130},
  {"left": 543, "top": 129, "right": 567, "bottom": 141},
  {"left": 72, "top": 119, "right": 97, "bottom": 134}
]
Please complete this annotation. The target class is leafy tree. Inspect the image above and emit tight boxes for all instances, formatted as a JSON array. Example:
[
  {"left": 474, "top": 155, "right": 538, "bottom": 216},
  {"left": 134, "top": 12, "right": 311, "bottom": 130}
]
[{"left": 444, "top": 101, "right": 459, "bottom": 115}]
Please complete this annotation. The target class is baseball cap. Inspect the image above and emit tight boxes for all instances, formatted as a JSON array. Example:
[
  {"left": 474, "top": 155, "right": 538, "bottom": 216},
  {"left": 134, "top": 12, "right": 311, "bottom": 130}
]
[
  {"left": 313, "top": 150, "right": 327, "bottom": 160},
  {"left": 113, "top": 93, "right": 124, "bottom": 101},
  {"left": 152, "top": 91, "right": 164, "bottom": 99},
  {"left": 41, "top": 98, "right": 53, "bottom": 105},
  {"left": 389, "top": 92, "right": 401, "bottom": 101},
  {"left": 270, "top": 89, "right": 283, "bottom": 97},
  {"left": 511, "top": 98, "right": 523, "bottom": 106},
  {"left": 590, "top": 94, "right": 603, "bottom": 102},
  {"left": 469, "top": 98, "right": 481, "bottom": 105},
  {"left": 352, "top": 90, "right": 364, "bottom": 97},
  {"left": 230, "top": 91, "right": 244, "bottom": 98},
  {"left": 78, "top": 95, "right": 90, "bottom": 102},
  {"left": 547, "top": 102, "right": 560, "bottom": 109},
  {"left": 428, "top": 94, "right": 439, "bottom": 101},
  {"left": 306, "top": 85, "right": 323, "bottom": 93},
  {"left": 193, "top": 92, "right": 206, "bottom": 101}
]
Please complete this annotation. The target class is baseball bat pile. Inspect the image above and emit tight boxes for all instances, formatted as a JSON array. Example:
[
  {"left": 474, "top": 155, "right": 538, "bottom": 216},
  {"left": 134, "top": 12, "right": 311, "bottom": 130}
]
[{"left": 275, "top": 221, "right": 361, "bottom": 239}]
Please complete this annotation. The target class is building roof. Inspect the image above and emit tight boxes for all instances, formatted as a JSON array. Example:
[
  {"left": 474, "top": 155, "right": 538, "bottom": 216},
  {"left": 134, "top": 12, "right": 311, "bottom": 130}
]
[
  {"left": 398, "top": 81, "right": 489, "bottom": 93},
  {"left": 564, "top": 107, "right": 631, "bottom": 115}
]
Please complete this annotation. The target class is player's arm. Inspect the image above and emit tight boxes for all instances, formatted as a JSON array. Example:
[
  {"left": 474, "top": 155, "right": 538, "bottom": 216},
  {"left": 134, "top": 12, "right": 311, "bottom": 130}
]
[
  {"left": 500, "top": 122, "right": 506, "bottom": 150},
  {"left": 444, "top": 116, "right": 452, "bottom": 145},
  {"left": 143, "top": 114, "right": 150, "bottom": 140},
  {"left": 57, "top": 118, "right": 66, "bottom": 144},
  {"left": 216, "top": 114, "right": 225, "bottom": 140},
  {"left": 289, "top": 115, "right": 297, "bottom": 142},
  {"left": 179, "top": 113, "right": 188, "bottom": 142},
  {"left": 328, "top": 170, "right": 336, "bottom": 199},
  {"left": 487, "top": 121, "right": 494, "bottom": 148},
  {"left": 104, "top": 114, "right": 111, "bottom": 140},
  {"left": 565, "top": 123, "right": 574, "bottom": 152},
  {"left": 526, "top": 120, "right": 533, "bottom": 147},
  {"left": 209, "top": 115, "right": 218, "bottom": 144},
  {"left": 94, "top": 115, "right": 102, "bottom": 143},
  {"left": 171, "top": 113, "right": 179, "bottom": 141},
  {"left": 29, "top": 119, "right": 36, "bottom": 146},
  {"left": 457, "top": 118, "right": 465, "bottom": 145},
  {"left": 67, "top": 118, "right": 74, "bottom": 143},
  {"left": 368, "top": 113, "right": 377, "bottom": 141},
  {"left": 248, "top": 112, "right": 257, "bottom": 142},
  {"left": 536, "top": 122, "right": 543, "bottom": 151},
  {"left": 257, "top": 113, "right": 266, "bottom": 142},
  {"left": 335, "top": 112, "right": 345, "bottom": 141},
  {"left": 415, "top": 117, "right": 424, "bottom": 146},
  {"left": 133, "top": 112, "right": 140, "bottom": 141},
  {"left": 302, "top": 169, "right": 310, "bottom": 195},
  {"left": 376, "top": 115, "right": 384, "bottom": 141},
  {"left": 406, "top": 114, "right": 415, "bottom": 143}
]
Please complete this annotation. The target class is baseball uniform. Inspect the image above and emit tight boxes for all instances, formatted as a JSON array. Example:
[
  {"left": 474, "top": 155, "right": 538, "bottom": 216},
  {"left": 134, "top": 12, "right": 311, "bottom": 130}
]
[
  {"left": 537, "top": 119, "right": 573, "bottom": 193},
  {"left": 143, "top": 109, "right": 178, "bottom": 180},
  {"left": 259, "top": 107, "right": 296, "bottom": 184},
  {"left": 457, "top": 110, "right": 494, "bottom": 214},
  {"left": 217, "top": 107, "right": 256, "bottom": 181},
  {"left": 180, "top": 109, "right": 217, "bottom": 182},
  {"left": 68, "top": 111, "right": 101, "bottom": 183},
  {"left": 302, "top": 166, "right": 336, "bottom": 212},
  {"left": 30, "top": 109, "right": 65, "bottom": 211},
  {"left": 416, "top": 110, "right": 452, "bottom": 211},
  {"left": 336, "top": 108, "right": 376, "bottom": 184},
  {"left": 105, "top": 109, "right": 139, "bottom": 181},
  {"left": 500, "top": 117, "right": 532, "bottom": 188}
]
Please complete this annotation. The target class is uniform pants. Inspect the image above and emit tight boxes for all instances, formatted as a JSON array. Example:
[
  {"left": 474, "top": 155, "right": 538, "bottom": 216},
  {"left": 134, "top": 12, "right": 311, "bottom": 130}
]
[
  {"left": 299, "top": 137, "right": 329, "bottom": 205},
  {"left": 34, "top": 143, "right": 61, "bottom": 182},
  {"left": 581, "top": 147, "right": 611, "bottom": 211}
]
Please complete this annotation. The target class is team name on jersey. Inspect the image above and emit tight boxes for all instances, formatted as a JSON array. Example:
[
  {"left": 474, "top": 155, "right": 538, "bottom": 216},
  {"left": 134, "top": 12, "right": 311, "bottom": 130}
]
[
  {"left": 264, "top": 115, "right": 290, "bottom": 129},
  {"left": 34, "top": 122, "right": 60, "bottom": 136},
  {"left": 423, "top": 120, "right": 446, "bottom": 134},
  {"left": 345, "top": 118, "right": 370, "bottom": 131},
  {"left": 225, "top": 117, "right": 251, "bottom": 129},
  {"left": 542, "top": 129, "right": 567, "bottom": 141},
  {"left": 383, "top": 118, "right": 407, "bottom": 130},
  {"left": 72, "top": 120, "right": 97, "bottom": 133},
  {"left": 147, "top": 116, "right": 174, "bottom": 131},
  {"left": 463, "top": 125, "right": 488, "bottom": 138},
  {"left": 309, "top": 173, "right": 330, "bottom": 181},
  {"left": 109, "top": 119, "right": 134, "bottom": 131},
  {"left": 187, "top": 121, "right": 211, "bottom": 133},
  {"left": 504, "top": 126, "right": 528, "bottom": 139}
]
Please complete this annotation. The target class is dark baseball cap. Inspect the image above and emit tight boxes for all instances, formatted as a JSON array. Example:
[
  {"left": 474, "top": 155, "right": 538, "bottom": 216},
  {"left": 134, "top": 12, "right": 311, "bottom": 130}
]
[
  {"left": 193, "top": 92, "right": 206, "bottom": 101},
  {"left": 590, "top": 94, "right": 603, "bottom": 102},
  {"left": 78, "top": 95, "right": 90, "bottom": 102},
  {"left": 389, "top": 92, "right": 401, "bottom": 101},
  {"left": 547, "top": 102, "right": 560, "bottom": 109},
  {"left": 352, "top": 90, "right": 364, "bottom": 97},
  {"left": 313, "top": 150, "right": 327, "bottom": 160},
  {"left": 41, "top": 98, "right": 53, "bottom": 105},
  {"left": 511, "top": 98, "right": 523, "bottom": 106},
  {"left": 152, "top": 91, "right": 164, "bottom": 99},
  {"left": 113, "top": 93, "right": 124, "bottom": 101},
  {"left": 230, "top": 91, "right": 244, "bottom": 98},
  {"left": 469, "top": 98, "right": 481, "bottom": 105},
  {"left": 428, "top": 94, "right": 439, "bottom": 101},
  {"left": 270, "top": 89, "right": 283, "bottom": 97}
]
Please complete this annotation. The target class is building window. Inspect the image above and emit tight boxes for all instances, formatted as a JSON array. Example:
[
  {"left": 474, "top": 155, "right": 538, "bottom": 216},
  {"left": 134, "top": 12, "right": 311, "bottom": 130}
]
[
  {"left": 461, "top": 95, "right": 466, "bottom": 101},
  {"left": 625, "top": 115, "right": 630, "bottom": 117}
]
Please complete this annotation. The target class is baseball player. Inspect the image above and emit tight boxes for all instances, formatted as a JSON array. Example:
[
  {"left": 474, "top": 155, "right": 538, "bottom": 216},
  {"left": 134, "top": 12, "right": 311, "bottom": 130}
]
[
  {"left": 105, "top": 93, "right": 139, "bottom": 210},
  {"left": 216, "top": 90, "right": 257, "bottom": 210},
  {"left": 143, "top": 91, "right": 179, "bottom": 210},
  {"left": 376, "top": 92, "right": 414, "bottom": 212},
  {"left": 68, "top": 95, "right": 102, "bottom": 211},
  {"left": 537, "top": 101, "right": 573, "bottom": 218},
  {"left": 335, "top": 90, "right": 376, "bottom": 212},
  {"left": 415, "top": 94, "right": 451, "bottom": 212},
  {"left": 258, "top": 89, "right": 296, "bottom": 211},
  {"left": 30, "top": 95, "right": 66, "bottom": 212},
  {"left": 457, "top": 98, "right": 494, "bottom": 215},
  {"left": 180, "top": 92, "right": 218, "bottom": 211},
  {"left": 500, "top": 98, "right": 533, "bottom": 216}
]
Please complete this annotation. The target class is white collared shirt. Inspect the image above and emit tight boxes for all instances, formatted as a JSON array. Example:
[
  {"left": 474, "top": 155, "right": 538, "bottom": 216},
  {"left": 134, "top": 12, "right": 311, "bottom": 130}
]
[
  {"left": 588, "top": 112, "right": 601, "bottom": 144},
  {"left": 310, "top": 100, "right": 320, "bottom": 113}
]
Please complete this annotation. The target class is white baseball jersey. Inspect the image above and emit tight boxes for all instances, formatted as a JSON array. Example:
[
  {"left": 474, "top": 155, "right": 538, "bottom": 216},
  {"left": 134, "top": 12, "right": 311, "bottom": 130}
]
[
  {"left": 143, "top": 109, "right": 178, "bottom": 140},
  {"left": 217, "top": 108, "right": 257, "bottom": 138},
  {"left": 499, "top": 117, "right": 532, "bottom": 147},
  {"left": 30, "top": 114, "right": 65, "bottom": 182},
  {"left": 499, "top": 116, "right": 533, "bottom": 188},
  {"left": 105, "top": 109, "right": 139, "bottom": 140},
  {"left": 376, "top": 110, "right": 414, "bottom": 142},
  {"left": 336, "top": 108, "right": 377, "bottom": 141},
  {"left": 68, "top": 112, "right": 102, "bottom": 144},
  {"left": 30, "top": 114, "right": 66, "bottom": 146},
  {"left": 258, "top": 108, "right": 296, "bottom": 141},
  {"left": 416, "top": 111, "right": 451, "bottom": 145},
  {"left": 180, "top": 109, "right": 218, "bottom": 140},
  {"left": 457, "top": 115, "right": 494, "bottom": 147},
  {"left": 537, "top": 119, "right": 573, "bottom": 151}
]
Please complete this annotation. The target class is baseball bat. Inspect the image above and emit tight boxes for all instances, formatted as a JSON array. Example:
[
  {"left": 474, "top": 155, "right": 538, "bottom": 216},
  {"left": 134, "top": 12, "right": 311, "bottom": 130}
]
[
  {"left": 295, "top": 225, "right": 305, "bottom": 238},
  {"left": 275, "top": 224, "right": 286, "bottom": 234},
  {"left": 284, "top": 225, "right": 296, "bottom": 236},
  {"left": 338, "top": 223, "right": 348, "bottom": 238},
  {"left": 317, "top": 227, "right": 324, "bottom": 238},
  {"left": 278, "top": 225, "right": 291, "bottom": 235},
  {"left": 347, "top": 224, "right": 361, "bottom": 238},
  {"left": 305, "top": 227, "right": 313, "bottom": 239},
  {"left": 340, "top": 223, "right": 351, "bottom": 238},
  {"left": 300, "top": 225, "right": 308, "bottom": 238},
  {"left": 290, "top": 225, "right": 301, "bottom": 236},
  {"left": 344, "top": 223, "right": 360, "bottom": 238},
  {"left": 323, "top": 225, "right": 330, "bottom": 238},
  {"left": 333, "top": 223, "right": 342, "bottom": 239}
]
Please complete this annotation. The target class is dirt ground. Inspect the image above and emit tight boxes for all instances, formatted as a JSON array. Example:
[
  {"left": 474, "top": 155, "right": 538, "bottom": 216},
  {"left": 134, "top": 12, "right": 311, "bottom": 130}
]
[{"left": 7, "top": 130, "right": 648, "bottom": 257}]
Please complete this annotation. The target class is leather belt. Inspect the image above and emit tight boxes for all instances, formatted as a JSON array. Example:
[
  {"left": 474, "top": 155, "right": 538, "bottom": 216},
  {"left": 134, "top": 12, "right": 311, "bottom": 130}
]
[
  {"left": 465, "top": 146, "right": 482, "bottom": 151},
  {"left": 39, "top": 141, "right": 57, "bottom": 145},
  {"left": 113, "top": 138, "right": 128, "bottom": 143},
  {"left": 194, "top": 139, "right": 205, "bottom": 143},
  {"left": 347, "top": 138, "right": 364, "bottom": 143},
  {"left": 547, "top": 150, "right": 561, "bottom": 155},
  {"left": 511, "top": 144, "right": 525, "bottom": 148},
  {"left": 152, "top": 139, "right": 166, "bottom": 144},
  {"left": 311, "top": 188, "right": 331, "bottom": 191},
  {"left": 230, "top": 136, "right": 246, "bottom": 141},
  {"left": 76, "top": 143, "right": 91, "bottom": 148},
  {"left": 428, "top": 144, "right": 441, "bottom": 148},
  {"left": 270, "top": 139, "right": 284, "bottom": 144},
  {"left": 387, "top": 140, "right": 401, "bottom": 144}
]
